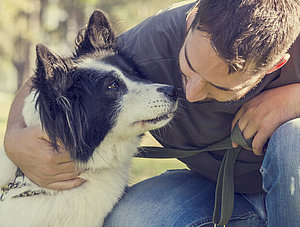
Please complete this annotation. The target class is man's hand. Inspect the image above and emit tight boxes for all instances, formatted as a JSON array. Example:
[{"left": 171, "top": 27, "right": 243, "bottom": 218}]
[
  {"left": 232, "top": 84, "right": 300, "bottom": 156},
  {"left": 3, "top": 79, "right": 85, "bottom": 190},
  {"left": 4, "top": 125, "right": 85, "bottom": 190}
]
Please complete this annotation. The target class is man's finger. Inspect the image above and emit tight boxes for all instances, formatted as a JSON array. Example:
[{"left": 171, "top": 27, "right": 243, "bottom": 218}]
[
  {"left": 240, "top": 121, "right": 257, "bottom": 140},
  {"left": 41, "top": 162, "right": 77, "bottom": 177},
  {"left": 237, "top": 112, "right": 251, "bottom": 132},
  {"left": 251, "top": 130, "right": 269, "bottom": 156},
  {"left": 46, "top": 178, "right": 86, "bottom": 190},
  {"left": 53, "top": 152, "right": 74, "bottom": 164},
  {"left": 53, "top": 162, "right": 77, "bottom": 176},
  {"left": 52, "top": 171, "right": 80, "bottom": 181},
  {"left": 56, "top": 161, "right": 76, "bottom": 170}
]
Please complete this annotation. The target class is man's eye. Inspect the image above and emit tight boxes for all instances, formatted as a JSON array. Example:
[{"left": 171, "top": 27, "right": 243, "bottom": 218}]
[{"left": 108, "top": 81, "right": 119, "bottom": 90}]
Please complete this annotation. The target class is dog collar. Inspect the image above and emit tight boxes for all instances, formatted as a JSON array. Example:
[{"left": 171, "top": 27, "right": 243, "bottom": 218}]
[{"left": 0, "top": 168, "right": 57, "bottom": 201}]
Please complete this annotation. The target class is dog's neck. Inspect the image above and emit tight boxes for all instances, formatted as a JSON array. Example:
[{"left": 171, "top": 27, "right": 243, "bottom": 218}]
[{"left": 80, "top": 134, "right": 140, "bottom": 172}]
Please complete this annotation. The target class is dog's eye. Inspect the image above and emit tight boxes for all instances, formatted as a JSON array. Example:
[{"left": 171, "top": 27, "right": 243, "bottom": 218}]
[{"left": 108, "top": 81, "right": 119, "bottom": 90}]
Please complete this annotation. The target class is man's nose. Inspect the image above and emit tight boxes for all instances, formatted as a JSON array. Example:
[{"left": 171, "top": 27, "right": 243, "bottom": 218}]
[
  {"left": 186, "top": 90, "right": 208, "bottom": 102},
  {"left": 185, "top": 78, "right": 208, "bottom": 102}
]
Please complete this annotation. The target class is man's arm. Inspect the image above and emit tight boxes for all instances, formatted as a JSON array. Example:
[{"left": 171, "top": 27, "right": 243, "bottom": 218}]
[
  {"left": 3, "top": 79, "right": 85, "bottom": 190},
  {"left": 232, "top": 83, "right": 300, "bottom": 155}
]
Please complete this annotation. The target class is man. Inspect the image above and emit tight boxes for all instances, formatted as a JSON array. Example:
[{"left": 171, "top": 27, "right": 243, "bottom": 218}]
[{"left": 4, "top": 0, "right": 300, "bottom": 226}]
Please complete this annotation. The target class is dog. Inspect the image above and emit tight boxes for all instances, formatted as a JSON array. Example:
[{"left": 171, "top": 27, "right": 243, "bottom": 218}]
[{"left": 0, "top": 10, "right": 178, "bottom": 227}]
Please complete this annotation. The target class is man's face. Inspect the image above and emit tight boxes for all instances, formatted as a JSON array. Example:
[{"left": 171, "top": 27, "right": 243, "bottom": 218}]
[{"left": 179, "top": 29, "right": 263, "bottom": 102}]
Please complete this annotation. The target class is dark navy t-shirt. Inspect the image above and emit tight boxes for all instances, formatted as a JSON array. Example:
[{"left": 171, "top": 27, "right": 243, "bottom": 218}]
[{"left": 117, "top": 0, "right": 300, "bottom": 193}]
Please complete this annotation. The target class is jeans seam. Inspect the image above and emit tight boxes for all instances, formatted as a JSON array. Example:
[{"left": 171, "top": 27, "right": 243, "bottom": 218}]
[{"left": 187, "top": 211, "right": 264, "bottom": 227}]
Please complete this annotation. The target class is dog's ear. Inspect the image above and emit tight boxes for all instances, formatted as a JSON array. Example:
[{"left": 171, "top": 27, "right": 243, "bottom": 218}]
[
  {"left": 34, "top": 43, "right": 74, "bottom": 104},
  {"left": 74, "top": 10, "right": 115, "bottom": 56},
  {"left": 86, "top": 10, "right": 115, "bottom": 50},
  {"left": 36, "top": 43, "right": 72, "bottom": 79}
]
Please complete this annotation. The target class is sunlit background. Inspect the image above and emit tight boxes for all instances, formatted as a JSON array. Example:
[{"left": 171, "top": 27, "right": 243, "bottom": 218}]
[{"left": 0, "top": 0, "right": 187, "bottom": 185}]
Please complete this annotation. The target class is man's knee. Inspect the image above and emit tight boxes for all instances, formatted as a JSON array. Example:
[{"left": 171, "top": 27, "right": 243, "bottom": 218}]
[
  {"left": 262, "top": 118, "right": 300, "bottom": 175},
  {"left": 271, "top": 118, "right": 300, "bottom": 142},
  {"left": 268, "top": 118, "right": 300, "bottom": 152}
]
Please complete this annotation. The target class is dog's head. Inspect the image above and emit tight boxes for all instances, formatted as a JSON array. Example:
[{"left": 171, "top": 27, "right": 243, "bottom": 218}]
[{"left": 29, "top": 10, "right": 178, "bottom": 163}]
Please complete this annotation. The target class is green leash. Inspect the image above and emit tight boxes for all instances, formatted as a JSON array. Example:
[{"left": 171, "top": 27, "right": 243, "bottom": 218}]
[{"left": 136, "top": 122, "right": 253, "bottom": 226}]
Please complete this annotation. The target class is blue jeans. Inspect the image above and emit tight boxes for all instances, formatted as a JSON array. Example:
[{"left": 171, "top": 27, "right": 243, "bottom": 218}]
[{"left": 104, "top": 119, "right": 300, "bottom": 227}]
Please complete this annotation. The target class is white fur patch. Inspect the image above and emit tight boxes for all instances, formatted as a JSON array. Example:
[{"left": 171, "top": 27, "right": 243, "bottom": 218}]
[
  {"left": 78, "top": 59, "right": 124, "bottom": 78},
  {"left": 22, "top": 92, "right": 41, "bottom": 128}
]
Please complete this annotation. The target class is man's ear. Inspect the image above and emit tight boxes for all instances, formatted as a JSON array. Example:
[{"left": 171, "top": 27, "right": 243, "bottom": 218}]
[
  {"left": 75, "top": 10, "right": 115, "bottom": 56},
  {"left": 266, "top": 53, "right": 290, "bottom": 74}
]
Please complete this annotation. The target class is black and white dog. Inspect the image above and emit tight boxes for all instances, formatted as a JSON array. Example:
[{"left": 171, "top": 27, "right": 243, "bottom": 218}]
[{"left": 0, "top": 10, "right": 178, "bottom": 227}]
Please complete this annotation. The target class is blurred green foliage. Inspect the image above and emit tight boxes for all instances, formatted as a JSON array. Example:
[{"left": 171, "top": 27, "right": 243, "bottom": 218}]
[{"left": 0, "top": 0, "right": 183, "bottom": 92}]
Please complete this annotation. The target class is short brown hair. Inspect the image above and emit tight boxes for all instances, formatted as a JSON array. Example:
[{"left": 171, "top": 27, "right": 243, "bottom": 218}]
[{"left": 192, "top": 0, "right": 300, "bottom": 74}]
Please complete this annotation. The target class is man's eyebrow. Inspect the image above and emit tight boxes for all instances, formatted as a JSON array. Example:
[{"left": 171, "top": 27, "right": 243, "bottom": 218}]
[{"left": 184, "top": 44, "right": 242, "bottom": 92}]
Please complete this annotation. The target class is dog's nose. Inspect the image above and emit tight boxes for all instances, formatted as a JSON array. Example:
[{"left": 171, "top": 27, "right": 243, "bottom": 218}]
[{"left": 157, "top": 86, "right": 178, "bottom": 100}]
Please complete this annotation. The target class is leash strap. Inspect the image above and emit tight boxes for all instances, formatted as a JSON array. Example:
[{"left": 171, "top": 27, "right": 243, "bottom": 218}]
[
  {"left": 212, "top": 147, "right": 241, "bottom": 225},
  {"left": 136, "top": 122, "right": 253, "bottom": 226},
  {"left": 136, "top": 136, "right": 233, "bottom": 158}
]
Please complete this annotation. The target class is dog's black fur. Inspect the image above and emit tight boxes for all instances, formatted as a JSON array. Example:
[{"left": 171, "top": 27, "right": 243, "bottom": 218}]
[{"left": 31, "top": 10, "right": 146, "bottom": 162}]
